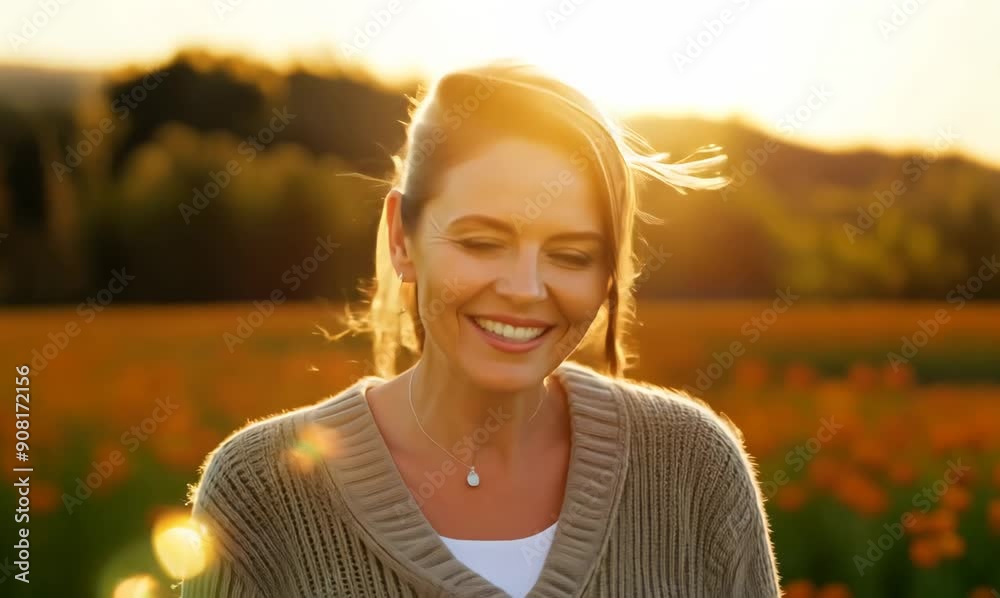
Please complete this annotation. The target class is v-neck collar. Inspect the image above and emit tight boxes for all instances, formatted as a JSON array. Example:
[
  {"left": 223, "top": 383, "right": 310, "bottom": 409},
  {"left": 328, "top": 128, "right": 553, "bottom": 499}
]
[{"left": 310, "top": 360, "right": 631, "bottom": 597}]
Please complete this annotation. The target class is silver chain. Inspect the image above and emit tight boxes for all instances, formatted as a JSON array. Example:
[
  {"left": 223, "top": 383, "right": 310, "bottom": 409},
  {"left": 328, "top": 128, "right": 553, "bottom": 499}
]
[{"left": 407, "top": 362, "right": 548, "bottom": 473}]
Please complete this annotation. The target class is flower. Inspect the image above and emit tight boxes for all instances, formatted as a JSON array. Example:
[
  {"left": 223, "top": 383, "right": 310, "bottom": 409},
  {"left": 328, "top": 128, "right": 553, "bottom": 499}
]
[
  {"left": 909, "top": 537, "right": 940, "bottom": 568},
  {"left": 887, "top": 462, "right": 917, "bottom": 485},
  {"left": 935, "top": 531, "right": 966, "bottom": 559},
  {"left": 928, "top": 509, "right": 958, "bottom": 533},
  {"left": 816, "top": 583, "right": 852, "bottom": 598},
  {"left": 775, "top": 483, "right": 809, "bottom": 512},
  {"left": 987, "top": 499, "right": 1000, "bottom": 535},
  {"left": 882, "top": 362, "right": 915, "bottom": 389},
  {"left": 783, "top": 362, "right": 818, "bottom": 391},
  {"left": 808, "top": 456, "right": 841, "bottom": 490},
  {"left": 782, "top": 579, "right": 815, "bottom": 598},
  {"left": 847, "top": 362, "right": 879, "bottom": 393},
  {"left": 941, "top": 486, "right": 972, "bottom": 512}
]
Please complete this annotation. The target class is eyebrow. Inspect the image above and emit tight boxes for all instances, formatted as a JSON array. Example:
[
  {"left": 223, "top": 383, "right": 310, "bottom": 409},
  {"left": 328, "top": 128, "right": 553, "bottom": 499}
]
[{"left": 448, "top": 214, "right": 604, "bottom": 243}]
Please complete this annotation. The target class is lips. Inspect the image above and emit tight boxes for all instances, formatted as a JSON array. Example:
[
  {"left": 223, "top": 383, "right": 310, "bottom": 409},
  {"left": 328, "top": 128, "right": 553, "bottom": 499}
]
[
  {"left": 468, "top": 314, "right": 555, "bottom": 328},
  {"left": 466, "top": 316, "right": 554, "bottom": 353},
  {"left": 470, "top": 317, "right": 548, "bottom": 340}
]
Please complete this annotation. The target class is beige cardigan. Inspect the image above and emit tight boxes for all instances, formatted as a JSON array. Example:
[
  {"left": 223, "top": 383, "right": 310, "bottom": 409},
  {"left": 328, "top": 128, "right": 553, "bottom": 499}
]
[{"left": 180, "top": 360, "right": 781, "bottom": 597}]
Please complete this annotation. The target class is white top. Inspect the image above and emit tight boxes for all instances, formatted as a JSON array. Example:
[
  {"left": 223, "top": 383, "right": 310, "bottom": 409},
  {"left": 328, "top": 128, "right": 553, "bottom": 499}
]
[{"left": 438, "top": 522, "right": 559, "bottom": 598}]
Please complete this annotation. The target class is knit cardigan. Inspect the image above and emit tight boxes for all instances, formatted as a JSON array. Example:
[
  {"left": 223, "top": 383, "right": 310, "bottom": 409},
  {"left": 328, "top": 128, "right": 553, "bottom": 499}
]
[{"left": 179, "top": 360, "right": 781, "bottom": 597}]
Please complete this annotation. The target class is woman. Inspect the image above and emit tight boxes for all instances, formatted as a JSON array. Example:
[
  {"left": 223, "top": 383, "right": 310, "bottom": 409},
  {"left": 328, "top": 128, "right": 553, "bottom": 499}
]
[{"left": 181, "top": 62, "right": 781, "bottom": 597}]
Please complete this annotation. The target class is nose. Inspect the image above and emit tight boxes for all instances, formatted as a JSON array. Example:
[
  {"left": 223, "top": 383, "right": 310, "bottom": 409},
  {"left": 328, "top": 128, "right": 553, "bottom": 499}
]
[{"left": 495, "top": 245, "right": 548, "bottom": 303}]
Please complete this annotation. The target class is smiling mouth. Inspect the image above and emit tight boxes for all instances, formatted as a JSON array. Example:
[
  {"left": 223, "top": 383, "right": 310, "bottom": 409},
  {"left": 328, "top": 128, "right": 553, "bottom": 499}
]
[{"left": 468, "top": 316, "right": 554, "bottom": 343}]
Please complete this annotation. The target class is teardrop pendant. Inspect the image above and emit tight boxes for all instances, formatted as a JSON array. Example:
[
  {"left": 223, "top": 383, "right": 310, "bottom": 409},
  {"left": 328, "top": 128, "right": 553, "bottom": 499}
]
[{"left": 466, "top": 467, "right": 480, "bottom": 488}]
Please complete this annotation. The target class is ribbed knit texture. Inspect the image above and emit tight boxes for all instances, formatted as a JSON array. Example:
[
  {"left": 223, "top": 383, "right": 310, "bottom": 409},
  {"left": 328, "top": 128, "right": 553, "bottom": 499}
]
[{"left": 179, "top": 360, "right": 781, "bottom": 597}]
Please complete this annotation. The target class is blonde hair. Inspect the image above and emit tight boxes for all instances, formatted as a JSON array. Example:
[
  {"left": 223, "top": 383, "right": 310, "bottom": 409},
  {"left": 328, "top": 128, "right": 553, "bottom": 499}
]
[{"left": 336, "top": 61, "right": 729, "bottom": 379}]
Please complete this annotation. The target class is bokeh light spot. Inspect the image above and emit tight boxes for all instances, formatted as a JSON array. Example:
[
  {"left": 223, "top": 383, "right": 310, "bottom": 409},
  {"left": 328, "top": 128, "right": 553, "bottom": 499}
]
[{"left": 151, "top": 509, "right": 213, "bottom": 580}]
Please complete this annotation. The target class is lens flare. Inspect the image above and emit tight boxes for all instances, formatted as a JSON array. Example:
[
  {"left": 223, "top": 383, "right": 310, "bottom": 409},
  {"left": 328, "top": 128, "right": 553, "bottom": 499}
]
[
  {"left": 286, "top": 422, "right": 339, "bottom": 474},
  {"left": 151, "top": 509, "right": 213, "bottom": 580},
  {"left": 112, "top": 574, "right": 160, "bottom": 598}
]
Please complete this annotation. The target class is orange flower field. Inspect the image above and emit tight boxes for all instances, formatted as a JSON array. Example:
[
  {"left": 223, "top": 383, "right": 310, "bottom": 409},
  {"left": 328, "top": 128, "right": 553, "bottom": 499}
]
[{"left": 1, "top": 301, "right": 998, "bottom": 597}]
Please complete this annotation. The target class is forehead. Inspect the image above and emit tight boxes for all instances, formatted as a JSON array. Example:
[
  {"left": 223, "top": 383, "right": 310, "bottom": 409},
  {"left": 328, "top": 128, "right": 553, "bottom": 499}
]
[{"left": 429, "top": 138, "right": 605, "bottom": 236}]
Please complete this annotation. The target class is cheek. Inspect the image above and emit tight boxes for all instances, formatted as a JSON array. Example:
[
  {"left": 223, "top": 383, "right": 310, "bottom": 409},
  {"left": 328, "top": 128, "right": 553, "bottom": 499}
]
[
  {"left": 547, "top": 269, "right": 609, "bottom": 322},
  {"left": 427, "top": 249, "right": 497, "bottom": 294},
  {"left": 415, "top": 248, "right": 484, "bottom": 314}
]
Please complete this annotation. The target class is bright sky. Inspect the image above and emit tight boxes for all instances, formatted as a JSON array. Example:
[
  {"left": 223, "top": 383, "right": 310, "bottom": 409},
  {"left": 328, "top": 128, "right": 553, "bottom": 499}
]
[{"left": 3, "top": 0, "right": 998, "bottom": 168}]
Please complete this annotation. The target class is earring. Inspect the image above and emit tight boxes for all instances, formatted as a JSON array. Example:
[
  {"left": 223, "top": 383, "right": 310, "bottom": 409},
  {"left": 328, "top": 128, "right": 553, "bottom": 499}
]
[{"left": 398, "top": 272, "right": 404, "bottom": 282}]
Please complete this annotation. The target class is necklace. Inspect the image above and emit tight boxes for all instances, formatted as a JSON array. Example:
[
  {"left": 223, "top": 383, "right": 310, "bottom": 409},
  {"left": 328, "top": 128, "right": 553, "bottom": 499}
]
[{"left": 407, "top": 363, "right": 548, "bottom": 488}]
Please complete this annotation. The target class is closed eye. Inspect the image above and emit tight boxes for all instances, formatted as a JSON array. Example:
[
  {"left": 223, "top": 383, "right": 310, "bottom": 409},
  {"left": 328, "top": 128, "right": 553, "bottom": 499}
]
[
  {"left": 458, "top": 239, "right": 504, "bottom": 251},
  {"left": 553, "top": 253, "right": 594, "bottom": 267},
  {"left": 458, "top": 239, "right": 594, "bottom": 267}
]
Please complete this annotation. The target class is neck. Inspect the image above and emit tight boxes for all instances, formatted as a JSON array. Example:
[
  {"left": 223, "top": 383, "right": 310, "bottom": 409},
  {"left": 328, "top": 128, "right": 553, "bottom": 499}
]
[{"left": 403, "top": 354, "right": 565, "bottom": 469}]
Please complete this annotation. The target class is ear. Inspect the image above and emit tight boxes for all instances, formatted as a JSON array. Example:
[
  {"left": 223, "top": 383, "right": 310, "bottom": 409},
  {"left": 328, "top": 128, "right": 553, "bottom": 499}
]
[{"left": 385, "top": 189, "right": 415, "bottom": 280}]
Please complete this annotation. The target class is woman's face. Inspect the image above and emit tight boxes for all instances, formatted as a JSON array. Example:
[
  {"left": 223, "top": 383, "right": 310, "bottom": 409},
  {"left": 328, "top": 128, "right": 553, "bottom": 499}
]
[{"left": 391, "top": 137, "right": 612, "bottom": 391}]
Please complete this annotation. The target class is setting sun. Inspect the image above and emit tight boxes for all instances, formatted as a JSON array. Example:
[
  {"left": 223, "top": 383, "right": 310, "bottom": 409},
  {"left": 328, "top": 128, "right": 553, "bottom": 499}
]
[{"left": 2, "top": 0, "right": 999, "bottom": 166}]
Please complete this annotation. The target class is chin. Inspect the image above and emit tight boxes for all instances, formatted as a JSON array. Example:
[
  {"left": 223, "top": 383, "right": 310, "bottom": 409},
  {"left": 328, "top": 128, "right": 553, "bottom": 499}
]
[{"left": 463, "top": 359, "right": 548, "bottom": 393}]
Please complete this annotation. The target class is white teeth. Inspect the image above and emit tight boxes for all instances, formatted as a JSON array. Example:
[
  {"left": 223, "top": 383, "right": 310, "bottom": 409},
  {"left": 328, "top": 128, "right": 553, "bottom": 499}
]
[{"left": 473, "top": 318, "right": 547, "bottom": 341}]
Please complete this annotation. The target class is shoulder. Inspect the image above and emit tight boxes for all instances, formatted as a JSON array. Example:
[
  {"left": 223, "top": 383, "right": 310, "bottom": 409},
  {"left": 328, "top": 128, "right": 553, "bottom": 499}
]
[
  {"left": 610, "top": 373, "right": 765, "bottom": 506},
  {"left": 612, "top": 373, "right": 747, "bottom": 458},
  {"left": 617, "top": 376, "right": 769, "bottom": 519},
  {"left": 559, "top": 361, "right": 752, "bottom": 472},
  {"left": 565, "top": 366, "right": 780, "bottom": 592},
  {"left": 186, "top": 408, "right": 300, "bottom": 511},
  {"left": 188, "top": 375, "right": 375, "bottom": 509}
]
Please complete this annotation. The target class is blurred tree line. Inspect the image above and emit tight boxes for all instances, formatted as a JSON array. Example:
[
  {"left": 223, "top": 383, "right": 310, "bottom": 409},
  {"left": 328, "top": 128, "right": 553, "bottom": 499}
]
[{"left": 0, "top": 50, "right": 997, "bottom": 304}]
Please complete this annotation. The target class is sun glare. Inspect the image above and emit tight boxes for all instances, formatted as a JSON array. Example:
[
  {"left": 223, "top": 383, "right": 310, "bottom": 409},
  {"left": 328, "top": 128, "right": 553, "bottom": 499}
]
[{"left": 151, "top": 509, "right": 213, "bottom": 580}]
